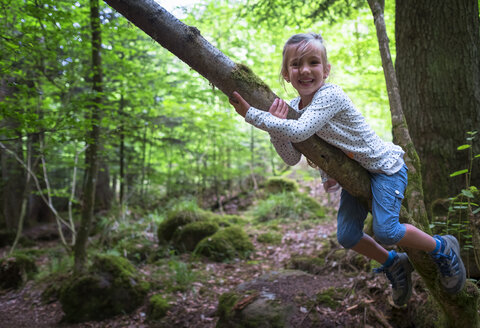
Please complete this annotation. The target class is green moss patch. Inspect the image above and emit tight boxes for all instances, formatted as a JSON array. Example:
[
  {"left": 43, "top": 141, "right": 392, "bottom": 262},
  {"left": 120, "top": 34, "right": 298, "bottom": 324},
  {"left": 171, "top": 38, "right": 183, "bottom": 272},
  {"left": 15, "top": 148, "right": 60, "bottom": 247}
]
[
  {"left": 147, "top": 294, "right": 171, "bottom": 321},
  {"left": 257, "top": 232, "right": 283, "bottom": 245},
  {"left": 265, "top": 177, "right": 299, "bottom": 193},
  {"left": 157, "top": 208, "right": 213, "bottom": 242},
  {"left": 194, "top": 226, "right": 254, "bottom": 262},
  {"left": 172, "top": 220, "right": 219, "bottom": 252},
  {"left": 315, "top": 287, "right": 347, "bottom": 309}
]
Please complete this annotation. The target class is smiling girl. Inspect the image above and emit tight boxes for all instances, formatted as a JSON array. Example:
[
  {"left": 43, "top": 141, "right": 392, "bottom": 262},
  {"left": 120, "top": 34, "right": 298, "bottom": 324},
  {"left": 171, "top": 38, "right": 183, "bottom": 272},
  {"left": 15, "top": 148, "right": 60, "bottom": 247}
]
[{"left": 229, "top": 32, "right": 466, "bottom": 306}]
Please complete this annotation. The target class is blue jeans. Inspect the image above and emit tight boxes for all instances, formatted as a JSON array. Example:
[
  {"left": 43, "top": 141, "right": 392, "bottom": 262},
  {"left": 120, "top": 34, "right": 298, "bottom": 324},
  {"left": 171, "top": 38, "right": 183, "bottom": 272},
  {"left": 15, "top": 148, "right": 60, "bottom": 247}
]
[{"left": 336, "top": 165, "right": 408, "bottom": 249}]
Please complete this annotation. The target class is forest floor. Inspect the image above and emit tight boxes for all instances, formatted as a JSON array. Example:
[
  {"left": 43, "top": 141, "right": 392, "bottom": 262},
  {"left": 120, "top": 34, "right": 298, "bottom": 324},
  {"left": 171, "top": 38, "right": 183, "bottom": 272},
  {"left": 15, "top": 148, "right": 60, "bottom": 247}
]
[{"left": 0, "top": 178, "right": 434, "bottom": 328}]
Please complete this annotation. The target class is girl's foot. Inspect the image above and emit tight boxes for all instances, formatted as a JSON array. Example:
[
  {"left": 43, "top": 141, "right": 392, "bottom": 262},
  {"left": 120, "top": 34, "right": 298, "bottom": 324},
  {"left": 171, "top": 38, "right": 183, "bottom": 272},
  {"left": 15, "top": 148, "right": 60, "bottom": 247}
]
[
  {"left": 431, "top": 235, "right": 466, "bottom": 294},
  {"left": 374, "top": 251, "right": 413, "bottom": 306}
]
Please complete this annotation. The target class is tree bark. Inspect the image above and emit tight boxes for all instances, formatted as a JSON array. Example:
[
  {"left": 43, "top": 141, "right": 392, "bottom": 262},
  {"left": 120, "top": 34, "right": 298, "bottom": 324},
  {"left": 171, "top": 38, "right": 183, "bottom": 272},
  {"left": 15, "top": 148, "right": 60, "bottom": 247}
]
[
  {"left": 74, "top": 0, "right": 103, "bottom": 274},
  {"left": 395, "top": 0, "right": 480, "bottom": 210},
  {"left": 368, "top": 1, "right": 479, "bottom": 326},
  {"left": 103, "top": 0, "right": 372, "bottom": 208},
  {"left": 0, "top": 78, "right": 24, "bottom": 231}
]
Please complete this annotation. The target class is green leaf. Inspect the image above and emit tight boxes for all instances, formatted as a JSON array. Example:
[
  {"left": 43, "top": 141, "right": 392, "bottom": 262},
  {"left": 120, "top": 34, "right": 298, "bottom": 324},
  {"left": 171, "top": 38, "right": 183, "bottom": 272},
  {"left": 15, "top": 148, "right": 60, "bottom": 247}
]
[
  {"left": 450, "top": 169, "right": 468, "bottom": 177},
  {"left": 457, "top": 144, "right": 471, "bottom": 150}
]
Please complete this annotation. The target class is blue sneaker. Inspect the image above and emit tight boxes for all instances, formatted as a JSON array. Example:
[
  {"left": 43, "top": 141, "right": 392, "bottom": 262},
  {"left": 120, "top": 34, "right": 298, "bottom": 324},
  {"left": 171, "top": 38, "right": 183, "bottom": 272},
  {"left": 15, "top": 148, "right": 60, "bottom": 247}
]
[
  {"left": 431, "top": 235, "right": 466, "bottom": 294},
  {"left": 374, "top": 251, "right": 413, "bottom": 306}
]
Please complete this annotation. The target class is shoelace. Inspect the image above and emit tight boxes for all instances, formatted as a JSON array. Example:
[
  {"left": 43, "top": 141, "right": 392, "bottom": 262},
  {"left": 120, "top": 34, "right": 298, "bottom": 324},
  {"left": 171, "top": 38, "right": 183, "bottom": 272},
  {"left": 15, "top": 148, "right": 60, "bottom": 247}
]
[{"left": 432, "top": 251, "right": 457, "bottom": 277}]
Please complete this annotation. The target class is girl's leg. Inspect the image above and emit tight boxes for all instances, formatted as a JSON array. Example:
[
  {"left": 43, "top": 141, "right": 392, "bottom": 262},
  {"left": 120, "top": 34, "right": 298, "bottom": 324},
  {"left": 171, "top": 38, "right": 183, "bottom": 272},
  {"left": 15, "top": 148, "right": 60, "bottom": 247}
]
[
  {"left": 337, "top": 189, "right": 389, "bottom": 263},
  {"left": 352, "top": 233, "right": 389, "bottom": 264},
  {"left": 396, "top": 223, "right": 436, "bottom": 252}
]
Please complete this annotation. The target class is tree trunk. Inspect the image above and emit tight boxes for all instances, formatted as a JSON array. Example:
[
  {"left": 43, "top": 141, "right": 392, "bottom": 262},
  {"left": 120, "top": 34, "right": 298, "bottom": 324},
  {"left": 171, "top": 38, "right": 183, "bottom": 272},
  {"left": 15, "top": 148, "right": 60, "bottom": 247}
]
[
  {"left": 103, "top": 0, "right": 372, "bottom": 208},
  {"left": 368, "top": 1, "right": 479, "bottom": 326},
  {"left": 395, "top": 0, "right": 480, "bottom": 211},
  {"left": 73, "top": 0, "right": 103, "bottom": 274},
  {"left": 0, "top": 78, "right": 24, "bottom": 231}
]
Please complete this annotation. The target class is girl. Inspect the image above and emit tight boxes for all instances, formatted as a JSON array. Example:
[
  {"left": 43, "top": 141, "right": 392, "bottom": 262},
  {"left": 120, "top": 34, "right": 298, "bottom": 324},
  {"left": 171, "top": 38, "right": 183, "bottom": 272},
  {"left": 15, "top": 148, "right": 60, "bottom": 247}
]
[{"left": 229, "top": 32, "right": 465, "bottom": 306}]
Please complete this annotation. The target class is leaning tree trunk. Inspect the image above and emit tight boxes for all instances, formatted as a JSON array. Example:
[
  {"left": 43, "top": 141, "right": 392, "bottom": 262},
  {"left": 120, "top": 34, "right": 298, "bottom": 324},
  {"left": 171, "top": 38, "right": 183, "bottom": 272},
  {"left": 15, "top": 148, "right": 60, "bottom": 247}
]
[
  {"left": 73, "top": 0, "right": 103, "bottom": 274},
  {"left": 368, "top": 1, "right": 478, "bottom": 327},
  {"left": 395, "top": 0, "right": 480, "bottom": 211},
  {"left": 104, "top": 0, "right": 479, "bottom": 325}
]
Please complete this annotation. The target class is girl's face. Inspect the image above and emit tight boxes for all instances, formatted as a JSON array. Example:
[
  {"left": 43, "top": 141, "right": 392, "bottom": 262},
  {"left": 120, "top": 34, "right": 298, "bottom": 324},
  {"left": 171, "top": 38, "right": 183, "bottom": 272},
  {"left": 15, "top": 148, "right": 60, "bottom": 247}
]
[{"left": 283, "top": 42, "right": 331, "bottom": 107}]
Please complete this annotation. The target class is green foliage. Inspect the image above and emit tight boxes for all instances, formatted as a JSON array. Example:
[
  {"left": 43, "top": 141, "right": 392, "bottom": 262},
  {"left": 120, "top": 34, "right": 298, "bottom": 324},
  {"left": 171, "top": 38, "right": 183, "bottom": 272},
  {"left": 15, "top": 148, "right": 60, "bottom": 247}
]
[
  {"left": 167, "top": 256, "right": 197, "bottom": 292},
  {"left": 251, "top": 191, "right": 325, "bottom": 222},
  {"left": 147, "top": 294, "right": 171, "bottom": 321},
  {"left": 431, "top": 131, "right": 479, "bottom": 258},
  {"left": 194, "top": 226, "right": 254, "bottom": 262}
]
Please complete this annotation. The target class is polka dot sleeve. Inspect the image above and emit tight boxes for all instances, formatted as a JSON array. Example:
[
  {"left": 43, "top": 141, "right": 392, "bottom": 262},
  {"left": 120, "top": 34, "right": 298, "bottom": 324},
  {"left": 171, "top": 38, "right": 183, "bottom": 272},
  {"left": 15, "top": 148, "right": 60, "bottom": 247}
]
[
  {"left": 269, "top": 135, "right": 301, "bottom": 166},
  {"left": 245, "top": 89, "right": 342, "bottom": 143}
]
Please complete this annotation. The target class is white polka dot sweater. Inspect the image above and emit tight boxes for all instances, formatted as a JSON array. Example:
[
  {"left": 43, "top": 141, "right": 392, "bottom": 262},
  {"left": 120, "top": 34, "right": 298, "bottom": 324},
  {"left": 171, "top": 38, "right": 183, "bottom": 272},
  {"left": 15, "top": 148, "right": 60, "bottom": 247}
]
[{"left": 245, "top": 83, "right": 405, "bottom": 178}]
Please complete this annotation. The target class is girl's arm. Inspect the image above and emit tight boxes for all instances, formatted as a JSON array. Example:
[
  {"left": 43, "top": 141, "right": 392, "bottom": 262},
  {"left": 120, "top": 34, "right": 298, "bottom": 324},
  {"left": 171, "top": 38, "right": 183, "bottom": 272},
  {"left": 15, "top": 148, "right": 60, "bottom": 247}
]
[
  {"left": 270, "top": 135, "right": 302, "bottom": 166},
  {"left": 268, "top": 97, "right": 301, "bottom": 165},
  {"left": 230, "top": 91, "right": 339, "bottom": 143}
]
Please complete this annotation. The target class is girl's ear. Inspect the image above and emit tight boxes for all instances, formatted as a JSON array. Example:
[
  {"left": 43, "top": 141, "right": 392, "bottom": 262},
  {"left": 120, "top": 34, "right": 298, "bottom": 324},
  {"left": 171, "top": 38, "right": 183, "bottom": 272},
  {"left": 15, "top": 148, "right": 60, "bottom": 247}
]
[
  {"left": 324, "top": 64, "right": 331, "bottom": 78},
  {"left": 282, "top": 72, "right": 290, "bottom": 83}
]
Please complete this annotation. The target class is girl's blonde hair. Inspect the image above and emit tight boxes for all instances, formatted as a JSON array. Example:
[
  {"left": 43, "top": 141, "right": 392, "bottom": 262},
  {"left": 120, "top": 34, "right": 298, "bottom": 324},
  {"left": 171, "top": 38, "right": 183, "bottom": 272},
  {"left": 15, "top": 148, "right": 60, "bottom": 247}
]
[{"left": 280, "top": 33, "right": 328, "bottom": 83}]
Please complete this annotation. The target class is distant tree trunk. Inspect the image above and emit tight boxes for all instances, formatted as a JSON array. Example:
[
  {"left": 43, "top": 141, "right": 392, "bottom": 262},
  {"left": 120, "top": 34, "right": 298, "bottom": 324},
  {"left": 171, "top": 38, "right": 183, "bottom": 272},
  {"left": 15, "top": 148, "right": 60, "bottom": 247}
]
[
  {"left": 140, "top": 123, "right": 147, "bottom": 201},
  {"left": 119, "top": 93, "right": 126, "bottom": 209},
  {"left": 95, "top": 159, "right": 112, "bottom": 212},
  {"left": 74, "top": 0, "right": 103, "bottom": 274},
  {"left": 395, "top": 0, "right": 480, "bottom": 211},
  {"left": 0, "top": 78, "right": 23, "bottom": 230}
]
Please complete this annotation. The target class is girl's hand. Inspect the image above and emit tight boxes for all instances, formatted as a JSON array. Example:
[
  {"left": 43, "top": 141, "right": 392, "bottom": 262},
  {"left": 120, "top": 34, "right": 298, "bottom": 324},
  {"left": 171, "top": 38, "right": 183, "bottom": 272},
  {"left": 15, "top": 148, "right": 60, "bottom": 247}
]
[
  {"left": 269, "top": 98, "right": 289, "bottom": 119},
  {"left": 323, "top": 178, "right": 340, "bottom": 193},
  {"left": 229, "top": 91, "right": 251, "bottom": 117}
]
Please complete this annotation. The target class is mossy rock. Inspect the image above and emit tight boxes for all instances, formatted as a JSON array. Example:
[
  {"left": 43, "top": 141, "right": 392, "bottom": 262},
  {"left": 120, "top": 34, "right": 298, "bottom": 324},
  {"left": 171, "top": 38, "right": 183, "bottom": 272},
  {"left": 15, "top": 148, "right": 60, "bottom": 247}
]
[
  {"left": 172, "top": 220, "right": 219, "bottom": 252},
  {"left": 0, "top": 252, "right": 37, "bottom": 289},
  {"left": 194, "top": 226, "right": 254, "bottom": 262},
  {"left": 265, "top": 177, "right": 299, "bottom": 194},
  {"left": 287, "top": 255, "right": 325, "bottom": 275},
  {"left": 216, "top": 290, "right": 294, "bottom": 328},
  {"left": 217, "top": 270, "right": 342, "bottom": 328},
  {"left": 59, "top": 254, "right": 149, "bottom": 323},
  {"left": 257, "top": 232, "right": 283, "bottom": 245},
  {"left": 147, "top": 294, "right": 171, "bottom": 321},
  {"left": 157, "top": 208, "right": 214, "bottom": 243}
]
